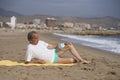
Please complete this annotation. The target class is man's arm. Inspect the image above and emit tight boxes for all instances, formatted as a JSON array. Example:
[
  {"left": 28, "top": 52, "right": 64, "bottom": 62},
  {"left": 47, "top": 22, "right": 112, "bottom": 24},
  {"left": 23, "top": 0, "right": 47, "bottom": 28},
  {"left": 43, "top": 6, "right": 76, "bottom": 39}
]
[
  {"left": 64, "top": 41, "right": 72, "bottom": 45},
  {"left": 47, "top": 42, "right": 71, "bottom": 49},
  {"left": 25, "top": 59, "right": 46, "bottom": 64},
  {"left": 47, "top": 43, "right": 58, "bottom": 49}
]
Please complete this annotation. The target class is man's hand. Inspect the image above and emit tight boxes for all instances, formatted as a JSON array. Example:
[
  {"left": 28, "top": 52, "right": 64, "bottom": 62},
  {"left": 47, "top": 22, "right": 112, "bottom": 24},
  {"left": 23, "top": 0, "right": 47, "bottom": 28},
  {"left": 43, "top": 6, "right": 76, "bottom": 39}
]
[{"left": 64, "top": 41, "right": 72, "bottom": 45}]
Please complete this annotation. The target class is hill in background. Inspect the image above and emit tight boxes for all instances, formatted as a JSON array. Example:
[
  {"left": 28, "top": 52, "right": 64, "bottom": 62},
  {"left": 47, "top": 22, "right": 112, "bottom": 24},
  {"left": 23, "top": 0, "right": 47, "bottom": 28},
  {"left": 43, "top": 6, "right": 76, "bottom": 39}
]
[
  {"left": 0, "top": 8, "right": 22, "bottom": 17},
  {"left": 0, "top": 8, "right": 120, "bottom": 28}
]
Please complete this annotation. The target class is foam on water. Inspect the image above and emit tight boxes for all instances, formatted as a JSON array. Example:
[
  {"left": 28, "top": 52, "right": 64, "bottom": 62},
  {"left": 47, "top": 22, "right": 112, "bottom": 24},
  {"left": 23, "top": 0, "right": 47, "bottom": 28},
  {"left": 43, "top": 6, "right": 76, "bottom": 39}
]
[{"left": 54, "top": 33, "right": 120, "bottom": 54}]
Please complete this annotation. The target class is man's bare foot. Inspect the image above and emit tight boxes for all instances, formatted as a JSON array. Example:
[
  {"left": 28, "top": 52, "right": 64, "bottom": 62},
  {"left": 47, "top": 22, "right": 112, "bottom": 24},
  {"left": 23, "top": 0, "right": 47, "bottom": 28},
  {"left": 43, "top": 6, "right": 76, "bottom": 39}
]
[{"left": 80, "top": 60, "right": 90, "bottom": 64}]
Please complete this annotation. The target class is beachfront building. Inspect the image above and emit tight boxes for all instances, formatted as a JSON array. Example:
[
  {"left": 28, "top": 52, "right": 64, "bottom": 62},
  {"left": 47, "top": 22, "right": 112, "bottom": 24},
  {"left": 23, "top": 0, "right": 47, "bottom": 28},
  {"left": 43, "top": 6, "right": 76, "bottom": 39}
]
[
  {"left": 25, "top": 22, "right": 36, "bottom": 29},
  {"left": 16, "top": 23, "right": 26, "bottom": 29},
  {"left": 91, "top": 24, "right": 106, "bottom": 31},
  {"left": 74, "top": 23, "right": 91, "bottom": 31},
  {"left": 27, "top": 24, "right": 36, "bottom": 29},
  {"left": 10, "top": 16, "right": 16, "bottom": 29},
  {"left": 0, "top": 22, "right": 3, "bottom": 28},
  {"left": 6, "top": 16, "right": 17, "bottom": 29},
  {"left": 117, "top": 22, "right": 120, "bottom": 30},
  {"left": 45, "top": 17, "right": 56, "bottom": 27},
  {"left": 63, "top": 22, "right": 74, "bottom": 28},
  {"left": 33, "top": 19, "right": 41, "bottom": 29}
]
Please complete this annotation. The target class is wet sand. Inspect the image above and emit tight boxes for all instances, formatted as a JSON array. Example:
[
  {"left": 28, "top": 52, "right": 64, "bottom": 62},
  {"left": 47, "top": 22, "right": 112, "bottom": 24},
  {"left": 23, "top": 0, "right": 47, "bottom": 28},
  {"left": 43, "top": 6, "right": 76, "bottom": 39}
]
[{"left": 0, "top": 30, "right": 120, "bottom": 80}]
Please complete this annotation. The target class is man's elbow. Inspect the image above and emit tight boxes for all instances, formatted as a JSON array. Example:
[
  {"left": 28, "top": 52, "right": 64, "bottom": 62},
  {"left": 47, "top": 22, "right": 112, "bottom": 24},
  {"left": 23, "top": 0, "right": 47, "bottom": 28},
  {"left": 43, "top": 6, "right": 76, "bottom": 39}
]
[{"left": 24, "top": 61, "right": 30, "bottom": 64}]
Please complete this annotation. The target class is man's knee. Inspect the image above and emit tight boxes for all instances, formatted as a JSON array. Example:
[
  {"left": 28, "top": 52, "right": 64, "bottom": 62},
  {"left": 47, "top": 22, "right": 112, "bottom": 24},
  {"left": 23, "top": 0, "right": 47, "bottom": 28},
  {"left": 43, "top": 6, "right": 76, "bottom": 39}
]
[
  {"left": 66, "top": 43, "right": 74, "bottom": 49},
  {"left": 70, "top": 58, "right": 74, "bottom": 63}
]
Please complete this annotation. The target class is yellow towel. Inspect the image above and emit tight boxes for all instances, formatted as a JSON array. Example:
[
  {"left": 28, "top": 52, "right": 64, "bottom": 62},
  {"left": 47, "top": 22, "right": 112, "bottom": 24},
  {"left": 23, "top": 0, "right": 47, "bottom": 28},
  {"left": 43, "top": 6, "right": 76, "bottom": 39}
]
[{"left": 0, "top": 60, "right": 75, "bottom": 66}]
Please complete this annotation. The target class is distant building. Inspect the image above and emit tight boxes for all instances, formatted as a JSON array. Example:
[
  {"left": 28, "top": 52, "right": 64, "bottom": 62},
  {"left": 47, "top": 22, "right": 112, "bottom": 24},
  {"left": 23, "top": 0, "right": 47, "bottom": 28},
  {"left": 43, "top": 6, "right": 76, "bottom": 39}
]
[
  {"left": 33, "top": 19, "right": 40, "bottom": 25},
  {"left": 74, "top": 23, "right": 91, "bottom": 30},
  {"left": 33, "top": 19, "right": 41, "bottom": 28},
  {"left": 63, "top": 22, "right": 74, "bottom": 27},
  {"left": 16, "top": 23, "right": 26, "bottom": 29},
  {"left": 11, "top": 16, "right": 16, "bottom": 29},
  {"left": 0, "top": 22, "right": 3, "bottom": 28},
  {"left": 45, "top": 17, "right": 56, "bottom": 27}
]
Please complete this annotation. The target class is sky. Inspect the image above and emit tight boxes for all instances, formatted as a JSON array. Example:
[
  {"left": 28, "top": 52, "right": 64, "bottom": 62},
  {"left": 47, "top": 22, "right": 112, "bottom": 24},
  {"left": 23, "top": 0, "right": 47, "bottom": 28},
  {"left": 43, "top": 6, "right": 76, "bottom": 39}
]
[{"left": 0, "top": 0, "right": 120, "bottom": 18}]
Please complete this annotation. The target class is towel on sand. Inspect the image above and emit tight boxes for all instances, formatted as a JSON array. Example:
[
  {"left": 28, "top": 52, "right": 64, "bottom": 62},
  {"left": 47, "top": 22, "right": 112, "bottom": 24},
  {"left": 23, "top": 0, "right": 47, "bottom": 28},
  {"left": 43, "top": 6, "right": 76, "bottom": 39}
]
[{"left": 0, "top": 60, "right": 75, "bottom": 66}]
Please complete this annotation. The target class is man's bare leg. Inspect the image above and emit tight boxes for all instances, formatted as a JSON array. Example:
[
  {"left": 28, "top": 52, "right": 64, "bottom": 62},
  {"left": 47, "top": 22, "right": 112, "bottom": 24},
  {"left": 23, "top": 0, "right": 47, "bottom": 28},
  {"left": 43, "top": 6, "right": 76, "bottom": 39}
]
[
  {"left": 58, "top": 43, "right": 89, "bottom": 64},
  {"left": 67, "top": 44, "right": 89, "bottom": 63},
  {"left": 57, "top": 58, "right": 74, "bottom": 64}
]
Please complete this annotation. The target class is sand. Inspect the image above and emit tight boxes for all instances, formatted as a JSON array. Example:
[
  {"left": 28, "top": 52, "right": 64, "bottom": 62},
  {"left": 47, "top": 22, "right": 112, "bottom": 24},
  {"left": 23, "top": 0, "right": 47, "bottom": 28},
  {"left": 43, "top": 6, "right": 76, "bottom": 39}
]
[{"left": 0, "top": 30, "right": 120, "bottom": 80}]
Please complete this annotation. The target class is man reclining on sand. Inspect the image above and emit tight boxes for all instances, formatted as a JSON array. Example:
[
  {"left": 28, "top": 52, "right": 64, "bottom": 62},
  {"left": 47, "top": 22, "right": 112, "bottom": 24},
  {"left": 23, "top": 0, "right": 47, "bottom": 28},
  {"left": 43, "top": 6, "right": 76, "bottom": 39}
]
[{"left": 25, "top": 31, "right": 89, "bottom": 64}]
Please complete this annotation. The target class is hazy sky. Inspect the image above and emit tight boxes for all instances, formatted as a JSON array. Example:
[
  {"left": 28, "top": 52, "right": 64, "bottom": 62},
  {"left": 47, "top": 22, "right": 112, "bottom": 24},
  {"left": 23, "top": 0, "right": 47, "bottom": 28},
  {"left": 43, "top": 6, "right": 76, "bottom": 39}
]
[{"left": 0, "top": 0, "right": 120, "bottom": 18}]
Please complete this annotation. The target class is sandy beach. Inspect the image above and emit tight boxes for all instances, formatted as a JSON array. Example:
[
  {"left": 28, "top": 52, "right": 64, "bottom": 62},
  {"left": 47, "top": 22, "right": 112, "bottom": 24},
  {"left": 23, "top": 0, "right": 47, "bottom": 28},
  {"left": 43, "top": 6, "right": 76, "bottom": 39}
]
[{"left": 0, "top": 30, "right": 120, "bottom": 80}]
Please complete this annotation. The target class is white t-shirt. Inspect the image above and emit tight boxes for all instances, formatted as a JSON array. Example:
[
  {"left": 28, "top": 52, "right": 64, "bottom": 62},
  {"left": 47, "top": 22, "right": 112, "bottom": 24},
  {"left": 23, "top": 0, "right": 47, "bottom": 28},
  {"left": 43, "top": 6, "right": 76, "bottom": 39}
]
[{"left": 25, "top": 40, "right": 55, "bottom": 63}]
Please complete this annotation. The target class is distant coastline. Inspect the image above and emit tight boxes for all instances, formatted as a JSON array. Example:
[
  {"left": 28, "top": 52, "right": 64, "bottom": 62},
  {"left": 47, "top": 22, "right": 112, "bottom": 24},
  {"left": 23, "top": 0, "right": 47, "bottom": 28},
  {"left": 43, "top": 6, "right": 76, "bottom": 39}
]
[
  {"left": 72, "top": 30, "right": 120, "bottom": 36},
  {"left": 52, "top": 29, "right": 120, "bottom": 36},
  {"left": 1, "top": 28, "right": 120, "bottom": 37}
]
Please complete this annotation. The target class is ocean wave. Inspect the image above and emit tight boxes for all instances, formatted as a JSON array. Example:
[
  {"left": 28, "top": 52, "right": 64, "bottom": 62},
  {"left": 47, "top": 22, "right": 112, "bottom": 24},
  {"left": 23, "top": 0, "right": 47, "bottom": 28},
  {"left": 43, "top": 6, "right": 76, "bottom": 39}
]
[{"left": 53, "top": 33, "right": 120, "bottom": 54}]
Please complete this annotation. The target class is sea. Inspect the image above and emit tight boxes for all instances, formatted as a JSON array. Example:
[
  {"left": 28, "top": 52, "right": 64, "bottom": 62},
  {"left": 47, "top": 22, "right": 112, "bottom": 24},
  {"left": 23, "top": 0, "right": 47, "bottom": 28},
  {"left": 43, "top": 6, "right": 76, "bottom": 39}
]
[{"left": 53, "top": 33, "right": 120, "bottom": 54}]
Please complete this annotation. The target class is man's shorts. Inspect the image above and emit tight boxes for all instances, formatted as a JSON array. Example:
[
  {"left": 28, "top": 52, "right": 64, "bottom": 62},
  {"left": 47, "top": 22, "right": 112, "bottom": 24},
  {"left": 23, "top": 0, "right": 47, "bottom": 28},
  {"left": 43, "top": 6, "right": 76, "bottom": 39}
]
[{"left": 53, "top": 49, "right": 59, "bottom": 63}]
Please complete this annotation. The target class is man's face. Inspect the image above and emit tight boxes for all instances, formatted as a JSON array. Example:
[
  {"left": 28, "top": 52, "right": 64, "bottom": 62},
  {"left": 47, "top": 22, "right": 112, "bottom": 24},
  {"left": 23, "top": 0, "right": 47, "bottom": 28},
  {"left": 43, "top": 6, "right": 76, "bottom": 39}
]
[{"left": 30, "top": 33, "right": 39, "bottom": 45}]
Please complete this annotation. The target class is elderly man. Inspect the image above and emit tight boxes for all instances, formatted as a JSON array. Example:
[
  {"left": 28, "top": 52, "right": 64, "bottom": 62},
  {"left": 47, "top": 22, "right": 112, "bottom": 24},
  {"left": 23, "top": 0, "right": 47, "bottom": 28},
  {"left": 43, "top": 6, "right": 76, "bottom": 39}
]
[{"left": 25, "top": 31, "right": 89, "bottom": 64}]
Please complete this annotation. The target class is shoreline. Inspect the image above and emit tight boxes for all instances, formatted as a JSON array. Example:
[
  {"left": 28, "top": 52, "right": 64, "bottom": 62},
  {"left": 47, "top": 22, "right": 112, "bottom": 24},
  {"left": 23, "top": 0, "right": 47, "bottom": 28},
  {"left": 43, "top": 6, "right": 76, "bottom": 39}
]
[
  {"left": 53, "top": 32, "right": 120, "bottom": 55},
  {"left": 0, "top": 31, "right": 120, "bottom": 80}
]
